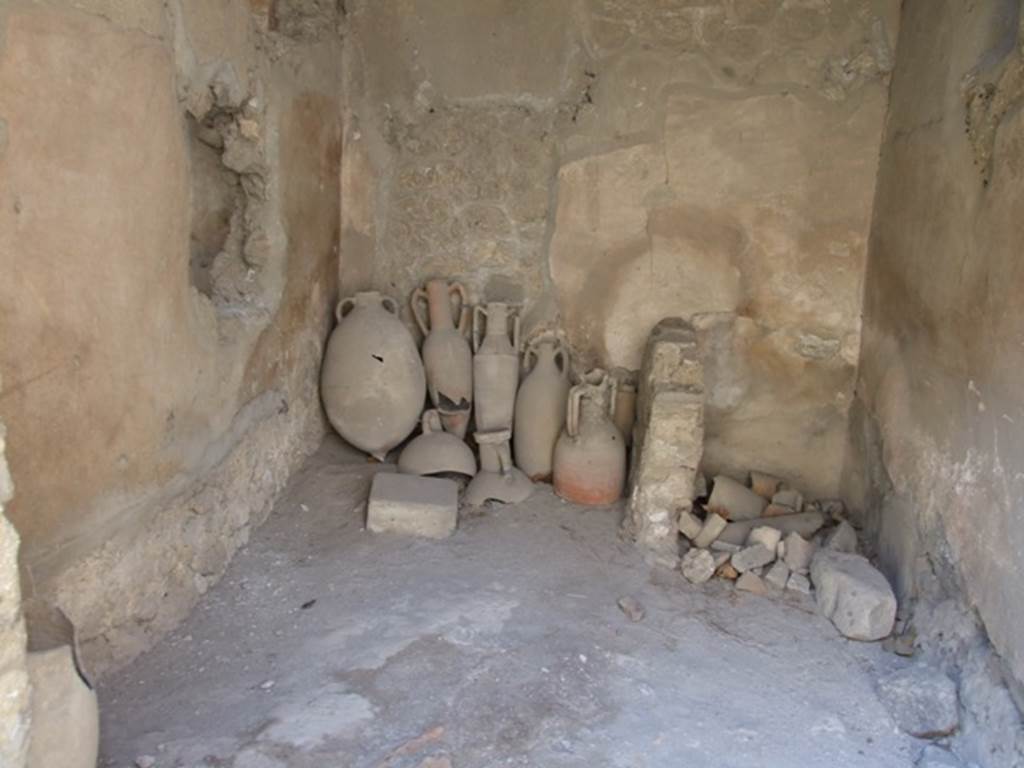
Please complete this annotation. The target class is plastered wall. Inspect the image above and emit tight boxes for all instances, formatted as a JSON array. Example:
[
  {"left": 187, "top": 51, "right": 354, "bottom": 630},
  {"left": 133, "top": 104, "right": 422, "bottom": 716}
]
[
  {"left": 0, "top": 0, "right": 343, "bottom": 674},
  {"left": 342, "top": 0, "right": 900, "bottom": 498},
  {"left": 845, "top": 0, "right": 1024, "bottom": 709}
]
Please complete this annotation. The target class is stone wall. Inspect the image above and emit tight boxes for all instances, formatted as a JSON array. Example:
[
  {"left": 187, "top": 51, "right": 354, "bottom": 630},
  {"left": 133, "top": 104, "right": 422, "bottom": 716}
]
[
  {"left": 843, "top": 0, "right": 1024, "bottom": 754},
  {"left": 342, "top": 0, "right": 899, "bottom": 498},
  {"left": 0, "top": 0, "right": 343, "bottom": 675}
]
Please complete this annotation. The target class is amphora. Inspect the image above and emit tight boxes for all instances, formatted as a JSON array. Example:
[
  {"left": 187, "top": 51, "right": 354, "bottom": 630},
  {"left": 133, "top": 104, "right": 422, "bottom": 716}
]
[
  {"left": 472, "top": 302, "right": 520, "bottom": 432},
  {"left": 513, "top": 334, "right": 570, "bottom": 481}
]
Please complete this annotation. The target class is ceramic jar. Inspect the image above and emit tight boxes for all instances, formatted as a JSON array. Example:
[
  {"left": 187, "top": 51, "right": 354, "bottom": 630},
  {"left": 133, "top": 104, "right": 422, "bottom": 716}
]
[
  {"left": 513, "top": 335, "right": 571, "bottom": 481},
  {"left": 472, "top": 302, "right": 520, "bottom": 432},
  {"left": 411, "top": 279, "right": 473, "bottom": 437},
  {"left": 398, "top": 410, "right": 476, "bottom": 478},
  {"left": 465, "top": 428, "right": 533, "bottom": 506},
  {"left": 321, "top": 291, "right": 426, "bottom": 460},
  {"left": 553, "top": 370, "right": 626, "bottom": 506}
]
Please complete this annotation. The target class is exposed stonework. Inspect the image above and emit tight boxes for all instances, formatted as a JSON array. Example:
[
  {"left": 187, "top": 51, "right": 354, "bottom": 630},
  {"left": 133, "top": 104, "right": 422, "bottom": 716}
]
[
  {"left": 343, "top": 0, "right": 899, "bottom": 497},
  {"left": 0, "top": 0, "right": 342, "bottom": 674},
  {"left": 0, "top": 418, "right": 29, "bottom": 768},
  {"left": 626, "top": 318, "right": 704, "bottom": 568}
]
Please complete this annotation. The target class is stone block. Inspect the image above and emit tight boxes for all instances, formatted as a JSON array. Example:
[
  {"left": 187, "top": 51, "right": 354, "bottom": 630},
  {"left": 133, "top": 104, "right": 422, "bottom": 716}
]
[
  {"left": 746, "top": 525, "right": 782, "bottom": 552},
  {"left": 764, "top": 560, "right": 790, "bottom": 590},
  {"left": 811, "top": 550, "right": 896, "bottom": 641},
  {"left": 876, "top": 665, "right": 959, "bottom": 739},
  {"left": 678, "top": 508, "right": 703, "bottom": 540},
  {"left": 732, "top": 544, "right": 775, "bottom": 573},
  {"left": 708, "top": 475, "right": 767, "bottom": 520},
  {"left": 735, "top": 572, "right": 768, "bottom": 595},
  {"left": 693, "top": 512, "right": 728, "bottom": 548},
  {"left": 824, "top": 520, "right": 858, "bottom": 553},
  {"left": 681, "top": 548, "right": 716, "bottom": 584},
  {"left": 718, "top": 510, "right": 825, "bottom": 546},
  {"left": 366, "top": 473, "right": 458, "bottom": 539},
  {"left": 783, "top": 532, "right": 816, "bottom": 573},
  {"left": 787, "top": 572, "right": 812, "bottom": 595}
]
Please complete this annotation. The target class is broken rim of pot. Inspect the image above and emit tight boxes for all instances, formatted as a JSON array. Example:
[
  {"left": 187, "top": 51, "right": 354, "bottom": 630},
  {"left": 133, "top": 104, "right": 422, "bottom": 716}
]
[
  {"left": 397, "top": 431, "right": 477, "bottom": 478},
  {"left": 464, "top": 466, "right": 534, "bottom": 506}
]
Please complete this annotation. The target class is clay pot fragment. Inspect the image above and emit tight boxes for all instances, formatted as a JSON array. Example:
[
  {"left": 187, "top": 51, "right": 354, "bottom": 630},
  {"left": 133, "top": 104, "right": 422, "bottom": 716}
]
[
  {"left": 398, "top": 410, "right": 476, "bottom": 478},
  {"left": 464, "top": 428, "right": 533, "bottom": 506},
  {"left": 411, "top": 279, "right": 473, "bottom": 438},
  {"left": 321, "top": 291, "right": 426, "bottom": 460}
]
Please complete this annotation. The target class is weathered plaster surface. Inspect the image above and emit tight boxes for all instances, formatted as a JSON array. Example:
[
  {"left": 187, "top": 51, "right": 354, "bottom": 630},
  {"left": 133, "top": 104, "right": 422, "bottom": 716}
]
[
  {"left": 0, "top": 415, "right": 28, "bottom": 768},
  {"left": 0, "top": 0, "right": 342, "bottom": 674},
  {"left": 844, "top": 0, "right": 1024, "bottom": 761},
  {"left": 343, "top": 0, "right": 899, "bottom": 497}
]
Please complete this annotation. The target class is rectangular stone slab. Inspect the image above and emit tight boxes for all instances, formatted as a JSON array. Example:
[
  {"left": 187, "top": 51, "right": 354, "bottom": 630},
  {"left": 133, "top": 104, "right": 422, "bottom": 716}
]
[
  {"left": 717, "top": 511, "right": 825, "bottom": 547},
  {"left": 366, "top": 472, "right": 458, "bottom": 539}
]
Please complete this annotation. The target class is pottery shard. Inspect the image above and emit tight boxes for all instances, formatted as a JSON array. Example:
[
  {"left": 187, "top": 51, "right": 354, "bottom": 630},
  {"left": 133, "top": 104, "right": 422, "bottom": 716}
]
[
  {"left": 707, "top": 475, "right": 767, "bottom": 521},
  {"left": 810, "top": 550, "right": 896, "bottom": 641},
  {"left": 693, "top": 512, "right": 728, "bottom": 548},
  {"left": 718, "top": 510, "right": 825, "bottom": 547},
  {"left": 681, "top": 548, "right": 716, "bottom": 584},
  {"left": 876, "top": 665, "right": 959, "bottom": 738},
  {"left": 732, "top": 544, "right": 775, "bottom": 573},
  {"left": 783, "top": 532, "right": 815, "bottom": 573},
  {"left": 366, "top": 472, "right": 458, "bottom": 539},
  {"left": 678, "top": 508, "right": 704, "bottom": 540},
  {"left": 749, "top": 470, "right": 783, "bottom": 499}
]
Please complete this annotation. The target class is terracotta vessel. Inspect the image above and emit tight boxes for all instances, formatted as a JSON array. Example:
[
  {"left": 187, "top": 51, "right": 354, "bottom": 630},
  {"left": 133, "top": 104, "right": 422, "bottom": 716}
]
[
  {"left": 472, "top": 302, "right": 520, "bottom": 432},
  {"left": 513, "top": 335, "right": 570, "bottom": 481},
  {"left": 25, "top": 601, "right": 98, "bottom": 768},
  {"left": 553, "top": 369, "right": 626, "bottom": 506},
  {"left": 465, "top": 428, "right": 533, "bottom": 506},
  {"left": 610, "top": 367, "right": 638, "bottom": 448},
  {"left": 321, "top": 291, "right": 426, "bottom": 460},
  {"left": 398, "top": 410, "right": 476, "bottom": 478},
  {"left": 411, "top": 279, "right": 473, "bottom": 438}
]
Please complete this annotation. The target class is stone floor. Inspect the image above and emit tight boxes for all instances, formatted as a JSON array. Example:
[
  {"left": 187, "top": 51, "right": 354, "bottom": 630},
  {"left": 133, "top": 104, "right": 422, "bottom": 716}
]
[{"left": 99, "top": 436, "right": 924, "bottom": 768}]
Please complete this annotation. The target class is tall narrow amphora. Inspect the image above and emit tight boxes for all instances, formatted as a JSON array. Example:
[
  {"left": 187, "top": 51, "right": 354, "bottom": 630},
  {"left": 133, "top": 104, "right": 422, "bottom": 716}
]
[
  {"left": 411, "top": 279, "right": 473, "bottom": 438},
  {"left": 472, "top": 302, "right": 521, "bottom": 432},
  {"left": 320, "top": 291, "right": 426, "bottom": 460},
  {"left": 513, "top": 334, "right": 570, "bottom": 481}
]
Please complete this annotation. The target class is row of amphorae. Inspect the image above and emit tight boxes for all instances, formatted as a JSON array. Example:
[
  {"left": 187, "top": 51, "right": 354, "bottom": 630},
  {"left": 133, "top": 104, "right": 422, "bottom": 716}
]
[{"left": 320, "top": 279, "right": 636, "bottom": 505}]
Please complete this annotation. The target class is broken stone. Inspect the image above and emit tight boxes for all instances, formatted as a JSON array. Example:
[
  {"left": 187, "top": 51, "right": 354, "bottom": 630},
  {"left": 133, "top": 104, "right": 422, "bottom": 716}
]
[
  {"left": 883, "top": 631, "right": 917, "bottom": 657},
  {"left": 708, "top": 475, "right": 767, "bottom": 520},
  {"left": 710, "top": 540, "right": 740, "bottom": 553},
  {"left": 811, "top": 550, "right": 897, "bottom": 641},
  {"left": 786, "top": 572, "right": 812, "bottom": 595},
  {"left": 735, "top": 572, "right": 768, "bottom": 595},
  {"left": 783, "top": 532, "right": 816, "bottom": 573},
  {"left": 135, "top": 757, "right": 157, "bottom": 768},
  {"left": 749, "top": 470, "right": 783, "bottom": 499},
  {"left": 771, "top": 488, "right": 803, "bottom": 512},
  {"left": 681, "top": 548, "right": 716, "bottom": 584},
  {"left": 762, "top": 503, "right": 793, "bottom": 517},
  {"left": 718, "top": 510, "right": 825, "bottom": 547},
  {"left": 764, "top": 560, "right": 790, "bottom": 590},
  {"left": 824, "top": 520, "right": 858, "bottom": 553},
  {"left": 716, "top": 562, "right": 739, "bottom": 580},
  {"left": 815, "top": 498, "right": 848, "bottom": 521},
  {"left": 617, "top": 596, "right": 646, "bottom": 622},
  {"left": 731, "top": 543, "right": 775, "bottom": 573},
  {"left": 712, "top": 550, "right": 731, "bottom": 568},
  {"left": 746, "top": 525, "right": 782, "bottom": 552},
  {"left": 366, "top": 473, "right": 458, "bottom": 539},
  {"left": 915, "top": 745, "right": 964, "bottom": 768},
  {"left": 693, "top": 511, "right": 728, "bottom": 548},
  {"left": 876, "top": 665, "right": 959, "bottom": 738},
  {"left": 677, "top": 508, "right": 704, "bottom": 540}
]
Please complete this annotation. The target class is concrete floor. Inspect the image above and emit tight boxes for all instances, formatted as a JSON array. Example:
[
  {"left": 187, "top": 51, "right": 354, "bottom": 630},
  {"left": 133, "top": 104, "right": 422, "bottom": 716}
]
[{"left": 100, "top": 437, "right": 922, "bottom": 768}]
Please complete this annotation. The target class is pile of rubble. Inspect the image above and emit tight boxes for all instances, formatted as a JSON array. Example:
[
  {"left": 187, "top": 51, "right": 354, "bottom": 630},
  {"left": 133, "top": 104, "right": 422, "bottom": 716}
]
[{"left": 678, "top": 471, "right": 897, "bottom": 642}]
